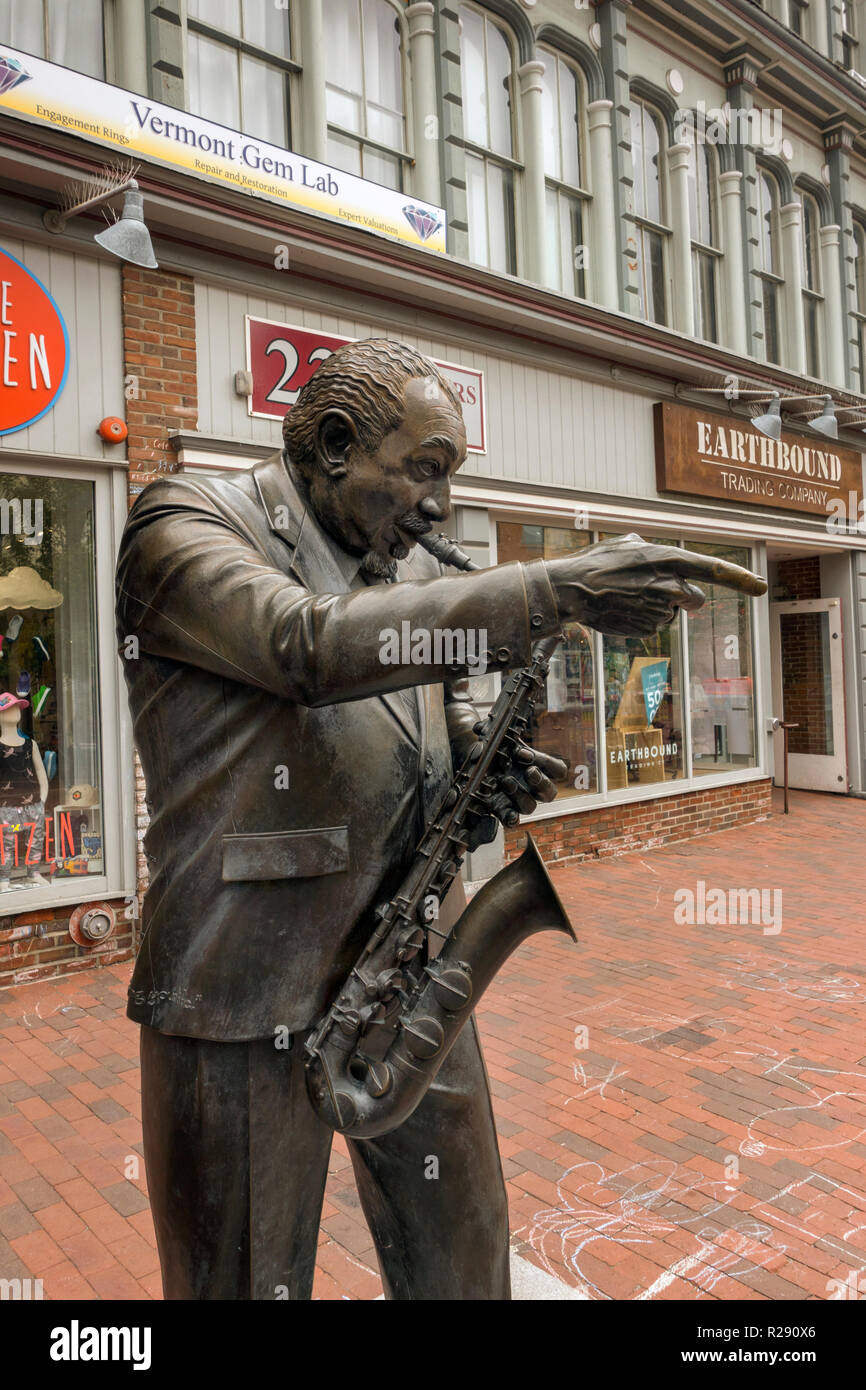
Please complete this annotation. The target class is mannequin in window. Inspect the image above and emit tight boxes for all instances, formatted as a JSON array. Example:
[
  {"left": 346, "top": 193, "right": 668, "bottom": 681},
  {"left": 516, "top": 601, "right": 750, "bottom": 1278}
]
[{"left": 0, "top": 692, "right": 48, "bottom": 890}]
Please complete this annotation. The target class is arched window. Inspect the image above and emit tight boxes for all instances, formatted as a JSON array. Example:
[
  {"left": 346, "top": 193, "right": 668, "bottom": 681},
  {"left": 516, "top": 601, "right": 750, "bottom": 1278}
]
[
  {"left": 458, "top": 3, "right": 518, "bottom": 275},
  {"left": 687, "top": 140, "right": 720, "bottom": 343},
  {"left": 758, "top": 169, "right": 783, "bottom": 364},
  {"left": 187, "top": 0, "right": 293, "bottom": 147},
  {"left": 325, "top": 0, "right": 407, "bottom": 190},
  {"left": 539, "top": 49, "right": 589, "bottom": 299},
  {"left": 852, "top": 220, "right": 866, "bottom": 391},
  {"left": 800, "top": 192, "right": 823, "bottom": 377},
  {"left": 630, "top": 98, "right": 669, "bottom": 325}
]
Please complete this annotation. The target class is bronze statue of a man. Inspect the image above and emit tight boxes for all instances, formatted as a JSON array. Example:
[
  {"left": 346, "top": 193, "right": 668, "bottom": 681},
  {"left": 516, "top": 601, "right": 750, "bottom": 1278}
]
[{"left": 116, "top": 338, "right": 765, "bottom": 1300}]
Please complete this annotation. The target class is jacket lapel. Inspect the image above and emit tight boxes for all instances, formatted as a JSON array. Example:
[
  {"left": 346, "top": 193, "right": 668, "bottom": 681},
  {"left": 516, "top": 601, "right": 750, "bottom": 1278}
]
[{"left": 252, "top": 452, "right": 420, "bottom": 745}]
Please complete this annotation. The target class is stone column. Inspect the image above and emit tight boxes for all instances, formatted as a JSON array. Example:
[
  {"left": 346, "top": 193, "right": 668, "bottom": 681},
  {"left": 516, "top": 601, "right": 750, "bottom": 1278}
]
[
  {"left": 587, "top": 99, "right": 618, "bottom": 309},
  {"left": 824, "top": 119, "right": 859, "bottom": 388},
  {"left": 517, "top": 59, "right": 548, "bottom": 286},
  {"left": 819, "top": 224, "right": 846, "bottom": 387},
  {"left": 595, "top": 0, "right": 637, "bottom": 313},
  {"left": 406, "top": 3, "right": 441, "bottom": 207},
  {"left": 780, "top": 200, "right": 807, "bottom": 375},
  {"left": 667, "top": 142, "right": 695, "bottom": 336},
  {"left": 724, "top": 44, "right": 769, "bottom": 355},
  {"left": 298, "top": 0, "right": 328, "bottom": 163},
  {"left": 718, "top": 170, "right": 748, "bottom": 354},
  {"left": 115, "top": 0, "right": 149, "bottom": 94}
]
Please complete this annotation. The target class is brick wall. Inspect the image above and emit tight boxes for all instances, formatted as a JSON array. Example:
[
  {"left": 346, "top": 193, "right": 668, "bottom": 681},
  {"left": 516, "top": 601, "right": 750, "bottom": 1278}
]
[
  {"left": 504, "top": 779, "right": 773, "bottom": 866},
  {"left": 776, "top": 556, "right": 821, "bottom": 600},
  {"left": 0, "top": 267, "right": 198, "bottom": 991}
]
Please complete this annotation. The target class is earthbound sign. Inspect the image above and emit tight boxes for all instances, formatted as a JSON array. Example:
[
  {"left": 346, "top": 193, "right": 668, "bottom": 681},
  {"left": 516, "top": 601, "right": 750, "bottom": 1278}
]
[{"left": 654, "top": 401, "right": 864, "bottom": 517}]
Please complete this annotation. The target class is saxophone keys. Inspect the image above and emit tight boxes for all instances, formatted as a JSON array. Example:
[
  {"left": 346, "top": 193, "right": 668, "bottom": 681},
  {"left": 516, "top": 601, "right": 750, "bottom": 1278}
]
[
  {"left": 364, "top": 1060, "right": 393, "bottom": 1098},
  {"left": 429, "top": 965, "right": 473, "bottom": 1012},
  {"left": 402, "top": 1015, "right": 445, "bottom": 1059}
]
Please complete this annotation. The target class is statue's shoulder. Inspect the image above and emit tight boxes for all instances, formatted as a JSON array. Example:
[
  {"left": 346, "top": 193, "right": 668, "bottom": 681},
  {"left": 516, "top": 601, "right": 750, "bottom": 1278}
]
[{"left": 127, "top": 455, "right": 276, "bottom": 527}]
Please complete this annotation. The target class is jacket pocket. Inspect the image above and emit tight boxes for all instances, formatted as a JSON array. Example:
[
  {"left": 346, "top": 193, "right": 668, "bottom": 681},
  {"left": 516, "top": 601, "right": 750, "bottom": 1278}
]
[{"left": 221, "top": 826, "right": 349, "bottom": 882}]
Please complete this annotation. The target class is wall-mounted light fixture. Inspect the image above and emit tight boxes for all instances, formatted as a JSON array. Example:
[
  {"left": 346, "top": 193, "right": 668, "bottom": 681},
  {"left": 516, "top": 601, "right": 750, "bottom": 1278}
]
[{"left": 43, "top": 162, "right": 157, "bottom": 269}]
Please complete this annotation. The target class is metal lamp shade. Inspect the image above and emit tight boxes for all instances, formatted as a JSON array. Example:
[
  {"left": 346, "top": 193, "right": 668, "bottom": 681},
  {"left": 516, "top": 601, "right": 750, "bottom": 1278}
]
[
  {"left": 809, "top": 396, "right": 838, "bottom": 441},
  {"left": 753, "top": 394, "right": 782, "bottom": 441},
  {"left": 94, "top": 185, "right": 158, "bottom": 268}
]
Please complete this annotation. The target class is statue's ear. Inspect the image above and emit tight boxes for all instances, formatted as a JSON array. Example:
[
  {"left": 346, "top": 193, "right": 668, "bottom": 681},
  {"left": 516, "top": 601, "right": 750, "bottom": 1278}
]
[{"left": 314, "top": 409, "right": 358, "bottom": 477}]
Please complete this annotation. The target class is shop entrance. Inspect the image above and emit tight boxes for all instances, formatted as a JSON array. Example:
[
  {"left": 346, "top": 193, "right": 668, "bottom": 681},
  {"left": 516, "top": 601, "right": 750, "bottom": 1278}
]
[{"left": 769, "top": 595, "right": 847, "bottom": 793}]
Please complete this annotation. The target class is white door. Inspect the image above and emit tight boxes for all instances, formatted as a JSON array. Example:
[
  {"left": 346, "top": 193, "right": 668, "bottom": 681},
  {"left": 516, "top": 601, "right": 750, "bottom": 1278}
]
[{"left": 769, "top": 598, "right": 847, "bottom": 793}]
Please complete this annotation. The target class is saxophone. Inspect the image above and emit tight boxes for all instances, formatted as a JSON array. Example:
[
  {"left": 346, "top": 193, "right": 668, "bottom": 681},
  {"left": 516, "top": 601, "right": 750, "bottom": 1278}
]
[{"left": 304, "top": 533, "right": 576, "bottom": 1138}]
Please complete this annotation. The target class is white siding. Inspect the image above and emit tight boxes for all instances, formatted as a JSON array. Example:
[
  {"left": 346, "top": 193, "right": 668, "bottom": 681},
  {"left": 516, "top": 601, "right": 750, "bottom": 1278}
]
[{"left": 194, "top": 281, "right": 659, "bottom": 500}]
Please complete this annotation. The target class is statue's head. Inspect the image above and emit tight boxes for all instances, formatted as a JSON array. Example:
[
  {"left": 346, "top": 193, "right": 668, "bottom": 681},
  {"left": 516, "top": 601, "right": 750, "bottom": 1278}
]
[{"left": 283, "top": 338, "right": 467, "bottom": 577}]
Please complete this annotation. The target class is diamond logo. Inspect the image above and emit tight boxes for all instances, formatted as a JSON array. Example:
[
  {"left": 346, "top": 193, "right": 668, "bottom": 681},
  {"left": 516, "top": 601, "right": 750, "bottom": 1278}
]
[
  {"left": 402, "top": 204, "right": 443, "bottom": 243},
  {"left": 0, "top": 55, "right": 31, "bottom": 97}
]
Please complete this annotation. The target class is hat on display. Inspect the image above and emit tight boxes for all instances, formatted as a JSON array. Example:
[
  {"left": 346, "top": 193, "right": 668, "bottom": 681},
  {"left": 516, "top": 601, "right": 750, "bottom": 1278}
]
[{"left": 0, "top": 692, "right": 29, "bottom": 712}]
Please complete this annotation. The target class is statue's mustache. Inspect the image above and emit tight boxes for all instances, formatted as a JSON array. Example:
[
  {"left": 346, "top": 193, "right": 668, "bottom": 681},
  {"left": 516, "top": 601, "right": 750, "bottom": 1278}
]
[{"left": 360, "top": 511, "right": 433, "bottom": 579}]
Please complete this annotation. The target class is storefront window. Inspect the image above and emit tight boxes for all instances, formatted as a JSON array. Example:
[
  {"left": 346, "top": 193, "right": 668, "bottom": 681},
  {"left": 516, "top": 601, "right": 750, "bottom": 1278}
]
[
  {"left": 496, "top": 522, "right": 597, "bottom": 796},
  {"left": 0, "top": 474, "right": 103, "bottom": 895},
  {"left": 600, "top": 534, "right": 684, "bottom": 789},
  {"left": 687, "top": 541, "right": 757, "bottom": 775}
]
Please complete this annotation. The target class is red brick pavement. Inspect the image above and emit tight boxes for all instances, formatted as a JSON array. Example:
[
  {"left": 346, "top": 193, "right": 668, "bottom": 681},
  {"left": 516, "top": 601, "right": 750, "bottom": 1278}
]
[{"left": 1, "top": 788, "right": 864, "bottom": 1300}]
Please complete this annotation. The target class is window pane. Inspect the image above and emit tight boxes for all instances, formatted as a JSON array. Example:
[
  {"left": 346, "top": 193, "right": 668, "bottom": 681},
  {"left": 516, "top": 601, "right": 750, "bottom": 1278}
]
[
  {"left": 485, "top": 17, "right": 513, "bottom": 158},
  {"left": 327, "top": 87, "right": 363, "bottom": 135},
  {"left": 558, "top": 59, "right": 581, "bottom": 188},
  {"left": 241, "top": 55, "right": 288, "bottom": 146},
  {"left": 189, "top": 0, "right": 241, "bottom": 35},
  {"left": 804, "top": 295, "right": 820, "bottom": 378},
  {"left": 327, "top": 0, "right": 363, "bottom": 100},
  {"left": 188, "top": 34, "right": 240, "bottom": 132},
  {"left": 366, "top": 102, "right": 403, "bottom": 150},
  {"left": 497, "top": 523, "right": 597, "bottom": 797},
  {"left": 465, "top": 151, "right": 489, "bottom": 266},
  {"left": 694, "top": 249, "right": 718, "bottom": 342},
  {"left": 486, "top": 160, "right": 516, "bottom": 274},
  {"left": 687, "top": 543, "right": 757, "bottom": 776},
  {"left": 242, "top": 0, "right": 291, "bottom": 56},
  {"left": 459, "top": 5, "right": 488, "bottom": 148},
  {"left": 604, "top": 624, "right": 684, "bottom": 787},
  {"left": 361, "top": 144, "right": 402, "bottom": 191},
  {"left": 363, "top": 0, "right": 402, "bottom": 119},
  {"left": 780, "top": 611, "right": 834, "bottom": 755},
  {"left": 630, "top": 103, "right": 645, "bottom": 218},
  {"left": 643, "top": 107, "right": 661, "bottom": 224},
  {"left": 688, "top": 145, "right": 713, "bottom": 246},
  {"left": 0, "top": 474, "right": 105, "bottom": 891},
  {"left": 540, "top": 61, "right": 561, "bottom": 181},
  {"left": 643, "top": 226, "right": 666, "bottom": 325},
  {"left": 565, "top": 193, "right": 586, "bottom": 298},
  {"left": 327, "top": 129, "right": 363, "bottom": 177},
  {"left": 47, "top": 0, "right": 104, "bottom": 79},
  {"left": 802, "top": 197, "right": 820, "bottom": 292},
  {"left": 0, "top": 0, "right": 44, "bottom": 58},
  {"left": 763, "top": 280, "right": 779, "bottom": 363},
  {"left": 760, "top": 174, "right": 777, "bottom": 274}
]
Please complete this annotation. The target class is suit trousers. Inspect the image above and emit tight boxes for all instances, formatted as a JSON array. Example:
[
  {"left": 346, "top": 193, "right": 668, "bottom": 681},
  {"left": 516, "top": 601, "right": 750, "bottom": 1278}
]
[{"left": 139, "top": 1016, "right": 511, "bottom": 1300}]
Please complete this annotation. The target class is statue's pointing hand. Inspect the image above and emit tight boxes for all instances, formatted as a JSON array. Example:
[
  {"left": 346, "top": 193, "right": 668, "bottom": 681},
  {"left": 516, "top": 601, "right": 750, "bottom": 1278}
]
[{"left": 546, "top": 533, "right": 768, "bottom": 636}]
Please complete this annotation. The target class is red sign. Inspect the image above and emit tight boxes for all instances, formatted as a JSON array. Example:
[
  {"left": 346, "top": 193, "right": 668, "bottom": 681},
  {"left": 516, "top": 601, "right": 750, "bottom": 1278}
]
[
  {"left": 245, "top": 317, "right": 486, "bottom": 454},
  {"left": 0, "top": 247, "right": 69, "bottom": 436}
]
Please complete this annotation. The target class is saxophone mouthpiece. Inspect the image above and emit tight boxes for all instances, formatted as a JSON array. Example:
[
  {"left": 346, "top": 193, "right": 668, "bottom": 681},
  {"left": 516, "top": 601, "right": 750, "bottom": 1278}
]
[{"left": 417, "top": 532, "right": 479, "bottom": 571}]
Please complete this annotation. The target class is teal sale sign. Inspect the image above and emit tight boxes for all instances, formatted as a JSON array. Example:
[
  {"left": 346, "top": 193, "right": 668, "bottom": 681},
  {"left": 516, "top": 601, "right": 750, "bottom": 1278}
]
[{"left": 641, "top": 660, "right": 670, "bottom": 724}]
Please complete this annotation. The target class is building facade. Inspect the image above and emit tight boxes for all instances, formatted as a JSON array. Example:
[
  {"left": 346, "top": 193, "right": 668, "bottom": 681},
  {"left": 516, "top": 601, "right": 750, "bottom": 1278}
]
[{"left": 0, "top": 0, "right": 864, "bottom": 983}]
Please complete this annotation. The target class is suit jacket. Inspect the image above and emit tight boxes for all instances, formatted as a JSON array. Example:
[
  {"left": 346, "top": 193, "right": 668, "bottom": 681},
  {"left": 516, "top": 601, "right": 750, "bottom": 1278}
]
[{"left": 115, "top": 451, "right": 560, "bottom": 1040}]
